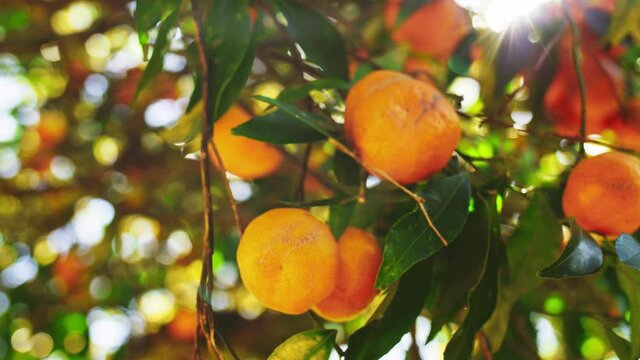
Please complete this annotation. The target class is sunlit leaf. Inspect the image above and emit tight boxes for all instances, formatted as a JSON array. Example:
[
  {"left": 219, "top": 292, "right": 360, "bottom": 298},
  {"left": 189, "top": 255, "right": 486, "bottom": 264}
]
[
  {"left": 608, "top": 0, "right": 640, "bottom": 44},
  {"left": 278, "top": 78, "right": 350, "bottom": 102},
  {"left": 345, "top": 259, "right": 432, "bottom": 360},
  {"left": 268, "top": 329, "right": 336, "bottom": 360},
  {"left": 253, "top": 96, "right": 339, "bottom": 137},
  {"left": 273, "top": 0, "right": 349, "bottom": 80},
  {"left": 232, "top": 109, "right": 326, "bottom": 144},
  {"left": 539, "top": 220, "right": 603, "bottom": 278},
  {"left": 617, "top": 264, "right": 640, "bottom": 359},
  {"left": 616, "top": 234, "right": 640, "bottom": 270},
  {"left": 375, "top": 173, "right": 471, "bottom": 289},
  {"left": 483, "top": 193, "right": 563, "bottom": 350}
]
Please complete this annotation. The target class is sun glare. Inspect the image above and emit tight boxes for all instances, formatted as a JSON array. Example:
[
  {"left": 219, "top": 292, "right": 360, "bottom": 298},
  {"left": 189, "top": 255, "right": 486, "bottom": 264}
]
[{"left": 456, "top": 0, "right": 557, "bottom": 32}]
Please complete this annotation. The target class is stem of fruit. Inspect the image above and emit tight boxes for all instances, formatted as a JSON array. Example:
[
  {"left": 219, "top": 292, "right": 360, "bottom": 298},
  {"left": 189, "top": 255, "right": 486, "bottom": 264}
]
[
  {"left": 328, "top": 139, "right": 448, "bottom": 246},
  {"left": 207, "top": 143, "right": 243, "bottom": 237},
  {"left": 562, "top": 0, "right": 587, "bottom": 159},
  {"left": 190, "top": 0, "right": 224, "bottom": 359}
]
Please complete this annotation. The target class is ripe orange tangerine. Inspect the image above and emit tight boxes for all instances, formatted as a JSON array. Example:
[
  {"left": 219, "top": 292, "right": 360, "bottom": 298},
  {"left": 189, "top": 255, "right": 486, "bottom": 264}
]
[
  {"left": 166, "top": 310, "right": 197, "bottom": 342},
  {"left": 385, "top": 0, "right": 470, "bottom": 60},
  {"left": 212, "top": 105, "right": 283, "bottom": 180},
  {"left": 236, "top": 208, "right": 339, "bottom": 315},
  {"left": 563, "top": 152, "right": 640, "bottom": 236},
  {"left": 345, "top": 70, "right": 460, "bottom": 184},
  {"left": 313, "top": 227, "right": 382, "bottom": 322}
]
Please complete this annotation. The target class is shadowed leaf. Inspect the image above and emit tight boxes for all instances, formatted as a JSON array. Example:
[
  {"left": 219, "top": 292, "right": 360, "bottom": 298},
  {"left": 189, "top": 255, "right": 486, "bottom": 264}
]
[
  {"left": 233, "top": 109, "right": 326, "bottom": 144},
  {"left": 539, "top": 219, "right": 603, "bottom": 278},
  {"left": 616, "top": 234, "right": 640, "bottom": 270},
  {"left": 345, "top": 259, "right": 432, "bottom": 360}
]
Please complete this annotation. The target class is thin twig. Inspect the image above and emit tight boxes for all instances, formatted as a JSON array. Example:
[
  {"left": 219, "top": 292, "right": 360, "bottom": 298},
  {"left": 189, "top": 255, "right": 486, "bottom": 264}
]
[
  {"left": 207, "top": 143, "right": 243, "bottom": 236},
  {"left": 328, "top": 139, "right": 449, "bottom": 246},
  {"left": 477, "top": 331, "right": 493, "bottom": 360},
  {"left": 562, "top": 0, "right": 588, "bottom": 159},
  {"left": 189, "top": 0, "right": 224, "bottom": 358}
]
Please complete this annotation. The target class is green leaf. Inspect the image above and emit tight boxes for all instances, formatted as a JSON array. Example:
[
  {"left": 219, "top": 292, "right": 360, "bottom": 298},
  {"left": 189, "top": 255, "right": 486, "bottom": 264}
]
[
  {"left": 396, "top": 0, "right": 433, "bottom": 25},
  {"left": 333, "top": 150, "right": 361, "bottom": 188},
  {"left": 483, "top": 193, "right": 563, "bottom": 350},
  {"left": 371, "top": 44, "right": 411, "bottom": 71},
  {"left": 538, "top": 220, "right": 603, "bottom": 278},
  {"left": 134, "top": 0, "right": 180, "bottom": 50},
  {"left": 232, "top": 109, "right": 326, "bottom": 144},
  {"left": 345, "top": 259, "right": 433, "bottom": 360},
  {"left": 278, "top": 78, "right": 350, "bottom": 102},
  {"left": 268, "top": 329, "right": 337, "bottom": 360},
  {"left": 616, "top": 234, "right": 640, "bottom": 270},
  {"left": 216, "top": 11, "right": 263, "bottom": 120},
  {"left": 428, "top": 194, "right": 492, "bottom": 343},
  {"left": 603, "top": 323, "right": 631, "bottom": 360},
  {"left": 617, "top": 264, "right": 640, "bottom": 359},
  {"left": 444, "top": 196, "right": 500, "bottom": 360},
  {"left": 202, "top": 0, "right": 253, "bottom": 121},
  {"left": 279, "top": 195, "right": 356, "bottom": 207},
  {"left": 134, "top": 10, "right": 178, "bottom": 103},
  {"left": 273, "top": 0, "right": 349, "bottom": 80},
  {"left": 253, "top": 96, "right": 339, "bottom": 138},
  {"left": 375, "top": 173, "right": 471, "bottom": 289},
  {"left": 329, "top": 200, "right": 356, "bottom": 238}
]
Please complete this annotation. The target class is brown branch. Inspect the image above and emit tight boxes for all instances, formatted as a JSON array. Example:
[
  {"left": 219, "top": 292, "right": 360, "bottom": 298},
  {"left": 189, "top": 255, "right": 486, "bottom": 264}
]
[
  {"left": 562, "top": 0, "right": 588, "bottom": 158},
  {"left": 189, "top": 0, "right": 224, "bottom": 358},
  {"left": 477, "top": 331, "right": 493, "bottom": 360}
]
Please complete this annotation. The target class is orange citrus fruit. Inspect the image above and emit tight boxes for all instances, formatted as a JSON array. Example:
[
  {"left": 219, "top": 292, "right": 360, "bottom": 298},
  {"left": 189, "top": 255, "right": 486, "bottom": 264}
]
[
  {"left": 236, "top": 208, "right": 339, "bottom": 315},
  {"left": 166, "top": 310, "right": 197, "bottom": 342},
  {"left": 563, "top": 152, "right": 640, "bottom": 236},
  {"left": 313, "top": 227, "right": 382, "bottom": 322},
  {"left": 212, "top": 105, "right": 283, "bottom": 180},
  {"left": 385, "top": 0, "right": 470, "bottom": 60},
  {"left": 345, "top": 70, "right": 460, "bottom": 184},
  {"left": 544, "top": 30, "right": 623, "bottom": 137}
]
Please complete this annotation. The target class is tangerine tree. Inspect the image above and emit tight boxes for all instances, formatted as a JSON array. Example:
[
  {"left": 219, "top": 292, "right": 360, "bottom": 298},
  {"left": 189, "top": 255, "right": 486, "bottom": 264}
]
[{"left": 0, "top": 0, "right": 639, "bottom": 359}]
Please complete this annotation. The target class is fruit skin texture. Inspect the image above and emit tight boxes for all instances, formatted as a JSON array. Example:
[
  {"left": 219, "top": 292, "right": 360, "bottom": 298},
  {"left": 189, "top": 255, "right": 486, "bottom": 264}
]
[
  {"left": 563, "top": 152, "right": 640, "bottom": 236},
  {"left": 345, "top": 70, "right": 461, "bottom": 184},
  {"left": 313, "top": 227, "right": 382, "bottom": 322},
  {"left": 212, "top": 105, "right": 283, "bottom": 180},
  {"left": 236, "top": 208, "right": 339, "bottom": 315},
  {"left": 385, "top": 0, "right": 469, "bottom": 60}
]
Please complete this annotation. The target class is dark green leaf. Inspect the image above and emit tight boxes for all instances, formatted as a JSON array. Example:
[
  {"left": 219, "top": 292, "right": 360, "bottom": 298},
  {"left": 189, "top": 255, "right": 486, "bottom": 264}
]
[
  {"left": 216, "top": 11, "right": 263, "bottom": 119},
  {"left": 345, "top": 259, "right": 432, "bottom": 360},
  {"left": 375, "top": 173, "right": 471, "bottom": 289},
  {"left": 232, "top": 109, "right": 326, "bottom": 144},
  {"left": 134, "top": 0, "right": 180, "bottom": 50},
  {"left": 134, "top": 10, "right": 178, "bottom": 103},
  {"left": 396, "top": 0, "right": 433, "bottom": 25},
  {"left": 253, "top": 96, "right": 339, "bottom": 137},
  {"left": 483, "top": 193, "right": 563, "bottom": 350},
  {"left": 539, "top": 220, "right": 603, "bottom": 278},
  {"left": 329, "top": 200, "right": 356, "bottom": 238},
  {"left": 428, "top": 194, "right": 492, "bottom": 343},
  {"left": 617, "top": 264, "right": 640, "bottom": 359},
  {"left": 273, "top": 0, "right": 349, "bottom": 80},
  {"left": 278, "top": 78, "right": 350, "bottom": 102},
  {"left": 444, "top": 197, "right": 500, "bottom": 360},
  {"left": 333, "top": 150, "right": 361, "bottom": 187},
  {"left": 203, "top": 0, "right": 252, "bottom": 121},
  {"left": 268, "top": 329, "right": 336, "bottom": 360},
  {"left": 616, "top": 234, "right": 640, "bottom": 270}
]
